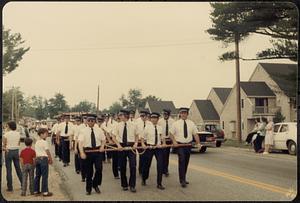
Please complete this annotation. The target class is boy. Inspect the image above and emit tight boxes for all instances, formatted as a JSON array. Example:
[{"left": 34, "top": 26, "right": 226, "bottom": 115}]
[
  {"left": 20, "top": 138, "right": 36, "bottom": 196},
  {"left": 34, "top": 128, "right": 53, "bottom": 197}
]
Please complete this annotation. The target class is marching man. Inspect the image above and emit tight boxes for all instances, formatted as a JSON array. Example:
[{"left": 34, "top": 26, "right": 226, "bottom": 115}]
[
  {"left": 78, "top": 114, "right": 106, "bottom": 195},
  {"left": 158, "top": 108, "right": 175, "bottom": 177},
  {"left": 141, "top": 112, "right": 166, "bottom": 190},
  {"left": 169, "top": 107, "right": 201, "bottom": 188},
  {"left": 56, "top": 114, "right": 75, "bottom": 167},
  {"left": 111, "top": 109, "right": 139, "bottom": 193}
]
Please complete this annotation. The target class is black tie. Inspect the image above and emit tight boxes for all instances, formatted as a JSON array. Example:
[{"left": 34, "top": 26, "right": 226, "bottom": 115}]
[
  {"left": 184, "top": 120, "right": 188, "bottom": 138},
  {"left": 106, "top": 122, "right": 108, "bottom": 127},
  {"left": 165, "top": 120, "right": 169, "bottom": 136},
  {"left": 91, "top": 128, "right": 96, "bottom": 148},
  {"left": 154, "top": 125, "right": 158, "bottom": 145},
  {"left": 122, "top": 122, "right": 127, "bottom": 145},
  {"left": 143, "top": 121, "right": 146, "bottom": 128},
  {"left": 65, "top": 122, "right": 68, "bottom": 134}
]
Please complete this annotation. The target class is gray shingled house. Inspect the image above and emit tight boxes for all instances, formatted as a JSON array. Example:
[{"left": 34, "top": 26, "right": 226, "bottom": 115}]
[
  {"left": 249, "top": 63, "right": 297, "bottom": 122},
  {"left": 220, "top": 81, "right": 278, "bottom": 140},
  {"left": 207, "top": 87, "right": 232, "bottom": 115},
  {"left": 189, "top": 100, "right": 220, "bottom": 129},
  {"left": 135, "top": 100, "right": 178, "bottom": 119}
]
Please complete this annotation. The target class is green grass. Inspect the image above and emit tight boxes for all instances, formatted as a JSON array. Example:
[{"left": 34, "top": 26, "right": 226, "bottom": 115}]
[{"left": 223, "top": 139, "right": 250, "bottom": 149}]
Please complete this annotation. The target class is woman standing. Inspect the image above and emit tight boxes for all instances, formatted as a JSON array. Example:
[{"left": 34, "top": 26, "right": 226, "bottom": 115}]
[
  {"left": 2, "top": 121, "right": 23, "bottom": 191},
  {"left": 263, "top": 117, "right": 274, "bottom": 154},
  {"left": 253, "top": 117, "right": 267, "bottom": 153}
]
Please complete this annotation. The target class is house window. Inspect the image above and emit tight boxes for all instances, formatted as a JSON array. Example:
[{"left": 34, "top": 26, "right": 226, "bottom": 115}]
[
  {"left": 241, "top": 99, "right": 244, "bottom": 108},
  {"left": 255, "top": 98, "right": 268, "bottom": 106},
  {"left": 242, "top": 121, "right": 244, "bottom": 130},
  {"left": 222, "top": 121, "right": 224, "bottom": 129}
]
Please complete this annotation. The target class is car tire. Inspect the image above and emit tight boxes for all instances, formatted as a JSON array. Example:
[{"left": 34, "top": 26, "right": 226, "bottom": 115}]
[
  {"left": 216, "top": 141, "right": 222, "bottom": 147},
  {"left": 288, "top": 141, "right": 297, "bottom": 155},
  {"left": 199, "top": 146, "right": 207, "bottom": 153}
]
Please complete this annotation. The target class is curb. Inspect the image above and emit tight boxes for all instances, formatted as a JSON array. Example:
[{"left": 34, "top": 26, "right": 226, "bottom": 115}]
[{"left": 52, "top": 158, "right": 74, "bottom": 201}]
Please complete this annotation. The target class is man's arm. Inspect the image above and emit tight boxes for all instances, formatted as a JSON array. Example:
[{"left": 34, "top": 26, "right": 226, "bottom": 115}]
[{"left": 46, "top": 149, "right": 53, "bottom": 165}]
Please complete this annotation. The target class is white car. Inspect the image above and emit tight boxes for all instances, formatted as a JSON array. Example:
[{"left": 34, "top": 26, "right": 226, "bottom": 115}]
[{"left": 273, "top": 122, "right": 297, "bottom": 155}]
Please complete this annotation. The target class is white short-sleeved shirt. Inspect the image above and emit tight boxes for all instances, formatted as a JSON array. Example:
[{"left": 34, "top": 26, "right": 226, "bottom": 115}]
[
  {"left": 35, "top": 139, "right": 49, "bottom": 157},
  {"left": 57, "top": 122, "right": 75, "bottom": 137},
  {"left": 136, "top": 119, "right": 151, "bottom": 139},
  {"left": 112, "top": 121, "right": 138, "bottom": 143},
  {"left": 78, "top": 126, "right": 106, "bottom": 148},
  {"left": 142, "top": 123, "right": 163, "bottom": 145},
  {"left": 3, "top": 131, "right": 20, "bottom": 150},
  {"left": 101, "top": 121, "right": 114, "bottom": 135},
  {"left": 158, "top": 117, "right": 175, "bottom": 138},
  {"left": 51, "top": 123, "right": 59, "bottom": 135},
  {"left": 170, "top": 119, "right": 198, "bottom": 143},
  {"left": 73, "top": 124, "right": 82, "bottom": 140}
]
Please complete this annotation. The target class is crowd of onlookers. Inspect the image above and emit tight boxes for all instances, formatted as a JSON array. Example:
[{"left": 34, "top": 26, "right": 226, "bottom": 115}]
[
  {"left": 2, "top": 120, "right": 53, "bottom": 197},
  {"left": 245, "top": 116, "right": 274, "bottom": 154}
]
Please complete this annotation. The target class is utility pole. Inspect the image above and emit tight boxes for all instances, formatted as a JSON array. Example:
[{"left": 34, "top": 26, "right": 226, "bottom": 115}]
[
  {"left": 235, "top": 32, "right": 242, "bottom": 144},
  {"left": 11, "top": 88, "right": 14, "bottom": 121},
  {"left": 96, "top": 84, "right": 100, "bottom": 116}
]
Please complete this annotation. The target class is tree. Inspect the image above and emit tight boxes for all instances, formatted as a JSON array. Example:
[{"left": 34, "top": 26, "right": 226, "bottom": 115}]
[
  {"left": 71, "top": 100, "right": 96, "bottom": 113},
  {"left": 48, "top": 93, "right": 70, "bottom": 118},
  {"left": 273, "top": 111, "right": 286, "bottom": 123},
  {"left": 119, "top": 89, "right": 144, "bottom": 109},
  {"left": 108, "top": 102, "right": 123, "bottom": 114},
  {"left": 2, "top": 27, "right": 30, "bottom": 75},
  {"left": 2, "top": 87, "right": 25, "bottom": 122},
  {"left": 207, "top": 3, "right": 297, "bottom": 62},
  {"left": 141, "top": 95, "right": 162, "bottom": 107}
]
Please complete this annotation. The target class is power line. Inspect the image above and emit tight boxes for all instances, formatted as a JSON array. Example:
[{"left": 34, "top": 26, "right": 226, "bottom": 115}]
[{"left": 30, "top": 40, "right": 216, "bottom": 52}]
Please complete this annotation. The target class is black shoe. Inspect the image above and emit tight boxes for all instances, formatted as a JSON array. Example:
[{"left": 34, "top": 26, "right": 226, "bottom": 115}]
[
  {"left": 123, "top": 187, "right": 128, "bottom": 191},
  {"left": 81, "top": 179, "right": 86, "bottom": 182},
  {"left": 141, "top": 179, "right": 146, "bottom": 186},
  {"left": 185, "top": 181, "right": 189, "bottom": 184},
  {"left": 6, "top": 189, "right": 13, "bottom": 192},
  {"left": 86, "top": 191, "right": 91, "bottom": 195},
  {"left": 21, "top": 193, "right": 26, "bottom": 196},
  {"left": 157, "top": 185, "right": 165, "bottom": 190},
  {"left": 63, "top": 163, "right": 67, "bottom": 167},
  {"left": 93, "top": 186, "right": 101, "bottom": 194},
  {"left": 164, "top": 172, "right": 169, "bottom": 177},
  {"left": 181, "top": 182, "right": 187, "bottom": 188},
  {"left": 130, "top": 187, "right": 136, "bottom": 193},
  {"left": 114, "top": 176, "right": 120, "bottom": 179},
  {"left": 42, "top": 192, "right": 53, "bottom": 197},
  {"left": 76, "top": 171, "right": 80, "bottom": 174},
  {"left": 59, "top": 159, "right": 61, "bottom": 162}
]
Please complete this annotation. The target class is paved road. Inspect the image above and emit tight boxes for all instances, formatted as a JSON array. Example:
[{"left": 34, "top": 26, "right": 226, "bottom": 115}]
[{"left": 52, "top": 145, "right": 297, "bottom": 201}]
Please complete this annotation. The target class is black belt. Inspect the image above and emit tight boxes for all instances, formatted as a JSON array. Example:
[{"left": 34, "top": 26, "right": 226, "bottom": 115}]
[
  {"left": 84, "top": 146, "right": 101, "bottom": 151},
  {"left": 120, "top": 142, "right": 134, "bottom": 147}
]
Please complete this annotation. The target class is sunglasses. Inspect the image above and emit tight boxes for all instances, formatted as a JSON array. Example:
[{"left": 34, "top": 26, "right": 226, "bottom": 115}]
[{"left": 87, "top": 119, "right": 95, "bottom": 122}]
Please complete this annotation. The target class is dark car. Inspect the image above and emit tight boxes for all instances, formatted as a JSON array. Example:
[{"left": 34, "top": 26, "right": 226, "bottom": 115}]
[{"left": 204, "top": 124, "right": 225, "bottom": 147}]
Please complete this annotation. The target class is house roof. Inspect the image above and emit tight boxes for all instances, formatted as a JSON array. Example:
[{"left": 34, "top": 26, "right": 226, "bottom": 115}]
[
  {"left": 193, "top": 100, "right": 220, "bottom": 121},
  {"left": 259, "top": 63, "right": 297, "bottom": 97},
  {"left": 240, "top": 82, "right": 276, "bottom": 97},
  {"left": 146, "top": 100, "right": 177, "bottom": 114},
  {"left": 212, "top": 88, "right": 232, "bottom": 104}
]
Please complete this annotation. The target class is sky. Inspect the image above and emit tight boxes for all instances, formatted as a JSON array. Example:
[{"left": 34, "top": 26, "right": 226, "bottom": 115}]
[{"left": 3, "top": 2, "right": 295, "bottom": 110}]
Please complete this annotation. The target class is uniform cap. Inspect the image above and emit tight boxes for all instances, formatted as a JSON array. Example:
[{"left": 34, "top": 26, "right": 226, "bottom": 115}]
[
  {"left": 162, "top": 109, "right": 171, "bottom": 115},
  {"left": 150, "top": 112, "right": 160, "bottom": 118},
  {"left": 119, "top": 109, "right": 130, "bottom": 115},
  {"left": 179, "top": 107, "right": 189, "bottom": 113}
]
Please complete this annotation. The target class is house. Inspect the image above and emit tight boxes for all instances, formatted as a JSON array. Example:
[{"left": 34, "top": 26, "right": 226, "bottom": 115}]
[
  {"left": 207, "top": 87, "right": 232, "bottom": 115},
  {"left": 249, "top": 63, "right": 297, "bottom": 122},
  {"left": 220, "top": 81, "right": 278, "bottom": 140},
  {"left": 141, "top": 100, "right": 178, "bottom": 119},
  {"left": 189, "top": 100, "right": 220, "bottom": 129},
  {"left": 134, "top": 100, "right": 178, "bottom": 119}
]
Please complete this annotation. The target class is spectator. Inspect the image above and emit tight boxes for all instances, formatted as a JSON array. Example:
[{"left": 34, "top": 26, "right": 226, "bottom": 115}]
[
  {"left": 34, "top": 128, "right": 53, "bottom": 197},
  {"left": 263, "top": 117, "right": 274, "bottom": 155},
  {"left": 253, "top": 117, "right": 267, "bottom": 153},
  {"left": 20, "top": 138, "right": 36, "bottom": 196},
  {"left": 245, "top": 118, "right": 259, "bottom": 145},
  {"left": 2, "top": 121, "right": 23, "bottom": 192},
  {"left": 24, "top": 125, "right": 30, "bottom": 138}
]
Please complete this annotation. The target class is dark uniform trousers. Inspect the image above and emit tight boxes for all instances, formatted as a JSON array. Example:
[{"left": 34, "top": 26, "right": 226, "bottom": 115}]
[
  {"left": 58, "top": 137, "right": 63, "bottom": 160},
  {"left": 84, "top": 148, "right": 103, "bottom": 192},
  {"left": 142, "top": 147, "right": 164, "bottom": 186},
  {"left": 119, "top": 143, "right": 136, "bottom": 188},
  {"left": 138, "top": 141, "right": 146, "bottom": 174},
  {"left": 162, "top": 139, "right": 172, "bottom": 174},
  {"left": 74, "top": 142, "right": 80, "bottom": 172},
  {"left": 177, "top": 143, "right": 192, "bottom": 183},
  {"left": 112, "top": 151, "right": 119, "bottom": 178},
  {"left": 52, "top": 134, "right": 59, "bottom": 157},
  {"left": 61, "top": 138, "right": 70, "bottom": 164}
]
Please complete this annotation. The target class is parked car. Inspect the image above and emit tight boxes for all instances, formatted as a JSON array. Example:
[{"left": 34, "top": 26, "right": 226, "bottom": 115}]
[
  {"left": 171, "top": 130, "right": 216, "bottom": 154},
  {"left": 272, "top": 122, "right": 297, "bottom": 155},
  {"left": 204, "top": 124, "right": 225, "bottom": 147}
]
